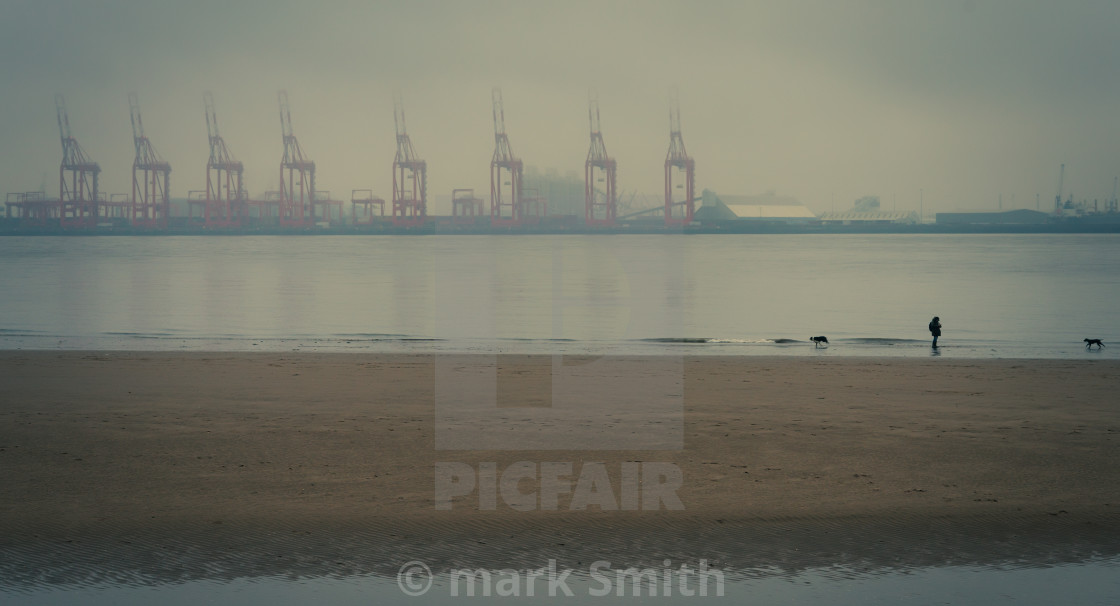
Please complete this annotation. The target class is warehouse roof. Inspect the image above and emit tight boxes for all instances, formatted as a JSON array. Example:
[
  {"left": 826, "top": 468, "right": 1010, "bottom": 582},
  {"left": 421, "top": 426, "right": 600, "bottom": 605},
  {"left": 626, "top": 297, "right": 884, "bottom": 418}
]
[
  {"left": 818, "top": 211, "right": 917, "bottom": 223},
  {"left": 695, "top": 190, "right": 817, "bottom": 221}
]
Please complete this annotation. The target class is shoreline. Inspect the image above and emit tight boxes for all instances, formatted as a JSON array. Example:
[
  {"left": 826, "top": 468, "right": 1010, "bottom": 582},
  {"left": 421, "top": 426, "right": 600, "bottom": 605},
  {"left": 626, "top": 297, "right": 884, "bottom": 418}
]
[
  {"left": 3, "top": 221, "right": 1120, "bottom": 236},
  {"left": 2, "top": 341, "right": 1115, "bottom": 361}
]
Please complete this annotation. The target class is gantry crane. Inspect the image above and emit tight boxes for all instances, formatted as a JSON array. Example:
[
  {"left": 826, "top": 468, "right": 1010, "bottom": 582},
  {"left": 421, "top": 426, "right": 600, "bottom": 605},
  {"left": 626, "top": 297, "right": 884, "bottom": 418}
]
[
  {"left": 664, "top": 94, "right": 695, "bottom": 226},
  {"left": 204, "top": 92, "right": 245, "bottom": 228},
  {"left": 585, "top": 94, "right": 617, "bottom": 227},
  {"left": 1055, "top": 163, "right": 1065, "bottom": 214},
  {"left": 392, "top": 96, "right": 427, "bottom": 227},
  {"left": 1110, "top": 177, "right": 1118, "bottom": 213},
  {"left": 128, "top": 93, "right": 171, "bottom": 229},
  {"left": 278, "top": 90, "right": 315, "bottom": 227},
  {"left": 490, "top": 88, "right": 523, "bottom": 227},
  {"left": 56, "top": 94, "right": 101, "bottom": 228}
]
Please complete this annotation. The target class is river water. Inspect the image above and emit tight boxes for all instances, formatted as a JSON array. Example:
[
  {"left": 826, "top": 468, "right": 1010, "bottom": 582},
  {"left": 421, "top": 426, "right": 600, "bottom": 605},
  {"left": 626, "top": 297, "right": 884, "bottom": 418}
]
[{"left": 1, "top": 234, "right": 1117, "bottom": 358}]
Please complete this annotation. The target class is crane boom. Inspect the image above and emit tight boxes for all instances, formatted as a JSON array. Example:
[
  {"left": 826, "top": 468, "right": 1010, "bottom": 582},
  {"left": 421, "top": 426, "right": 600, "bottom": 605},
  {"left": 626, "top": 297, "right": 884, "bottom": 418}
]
[
  {"left": 128, "top": 92, "right": 144, "bottom": 141},
  {"left": 278, "top": 90, "right": 294, "bottom": 138},
  {"left": 204, "top": 92, "right": 220, "bottom": 141},
  {"left": 394, "top": 94, "right": 406, "bottom": 138},
  {"left": 492, "top": 88, "right": 506, "bottom": 138},
  {"left": 1055, "top": 163, "right": 1065, "bottom": 212},
  {"left": 55, "top": 94, "right": 71, "bottom": 145},
  {"left": 588, "top": 91, "right": 601, "bottom": 135}
]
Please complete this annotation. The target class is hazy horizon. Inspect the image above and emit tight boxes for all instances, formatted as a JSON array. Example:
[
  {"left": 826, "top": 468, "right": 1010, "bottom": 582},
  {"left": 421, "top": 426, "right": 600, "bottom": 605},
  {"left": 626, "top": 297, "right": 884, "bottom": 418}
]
[{"left": 2, "top": 0, "right": 1118, "bottom": 216}]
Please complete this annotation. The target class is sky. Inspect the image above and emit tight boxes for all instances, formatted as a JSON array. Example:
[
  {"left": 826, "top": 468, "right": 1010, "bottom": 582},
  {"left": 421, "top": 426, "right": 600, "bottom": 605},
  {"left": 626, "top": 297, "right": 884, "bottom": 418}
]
[{"left": 1, "top": 0, "right": 1118, "bottom": 216}]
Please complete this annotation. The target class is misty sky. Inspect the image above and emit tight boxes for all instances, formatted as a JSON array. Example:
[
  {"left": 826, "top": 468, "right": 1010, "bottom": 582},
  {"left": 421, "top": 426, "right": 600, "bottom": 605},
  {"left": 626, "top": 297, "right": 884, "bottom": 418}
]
[{"left": 2, "top": 0, "right": 1118, "bottom": 216}]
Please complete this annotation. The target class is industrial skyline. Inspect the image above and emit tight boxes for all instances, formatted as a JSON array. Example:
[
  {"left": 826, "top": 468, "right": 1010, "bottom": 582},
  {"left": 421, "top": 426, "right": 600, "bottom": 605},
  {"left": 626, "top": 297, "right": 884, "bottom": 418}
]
[{"left": 2, "top": 1, "right": 1119, "bottom": 217}]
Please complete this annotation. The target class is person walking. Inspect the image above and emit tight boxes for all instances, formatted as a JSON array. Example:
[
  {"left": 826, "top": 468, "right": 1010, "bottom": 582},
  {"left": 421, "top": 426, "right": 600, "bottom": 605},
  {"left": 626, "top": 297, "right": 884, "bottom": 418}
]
[{"left": 929, "top": 316, "right": 942, "bottom": 348}]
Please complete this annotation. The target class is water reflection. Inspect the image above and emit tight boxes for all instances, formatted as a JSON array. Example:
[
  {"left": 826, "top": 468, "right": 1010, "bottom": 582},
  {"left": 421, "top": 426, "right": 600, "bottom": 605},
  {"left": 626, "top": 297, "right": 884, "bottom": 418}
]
[
  {"left": 3, "top": 514, "right": 1118, "bottom": 604},
  {"left": 4, "top": 234, "right": 1120, "bottom": 354},
  {"left": 8, "top": 560, "right": 1118, "bottom": 605}
]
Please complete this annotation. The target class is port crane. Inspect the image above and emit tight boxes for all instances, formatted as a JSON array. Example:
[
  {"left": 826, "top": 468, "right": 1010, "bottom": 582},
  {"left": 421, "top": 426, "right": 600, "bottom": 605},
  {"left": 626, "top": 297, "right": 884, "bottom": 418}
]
[
  {"left": 391, "top": 95, "right": 427, "bottom": 227},
  {"left": 490, "top": 88, "right": 523, "bottom": 227},
  {"left": 57, "top": 95, "right": 101, "bottom": 228},
  {"left": 664, "top": 93, "right": 695, "bottom": 226},
  {"left": 278, "top": 90, "right": 315, "bottom": 227},
  {"left": 203, "top": 92, "right": 245, "bottom": 228},
  {"left": 585, "top": 94, "right": 617, "bottom": 226},
  {"left": 1054, "top": 164, "right": 1065, "bottom": 214},
  {"left": 128, "top": 93, "right": 171, "bottom": 229}
]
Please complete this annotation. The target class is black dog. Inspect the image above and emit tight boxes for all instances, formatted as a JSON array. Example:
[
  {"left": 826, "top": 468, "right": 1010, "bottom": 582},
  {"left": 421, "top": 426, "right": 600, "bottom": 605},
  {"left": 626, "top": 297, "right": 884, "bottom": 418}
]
[
  {"left": 810, "top": 336, "right": 829, "bottom": 348},
  {"left": 1084, "top": 338, "right": 1105, "bottom": 350}
]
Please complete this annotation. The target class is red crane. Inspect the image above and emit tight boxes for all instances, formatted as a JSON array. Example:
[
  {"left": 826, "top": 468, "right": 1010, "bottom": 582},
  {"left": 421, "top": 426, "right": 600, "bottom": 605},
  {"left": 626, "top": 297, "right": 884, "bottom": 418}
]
[
  {"left": 56, "top": 94, "right": 101, "bottom": 229},
  {"left": 392, "top": 96, "right": 427, "bottom": 227},
  {"left": 351, "top": 189, "right": 385, "bottom": 225},
  {"left": 452, "top": 188, "right": 485, "bottom": 223},
  {"left": 664, "top": 95, "right": 695, "bottom": 226},
  {"left": 1054, "top": 163, "right": 1065, "bottom": 214},
  {"left": 490, "top": 88, "right": 523, "bottom": 227},
  {"left": 128, "top": 93, "right": 171, "bottom": 229},
  {"left": 203, "top": 92, "right": 245, "bottom": 228},
  {"left": 585, "top": 95, "right": 617, "bottom": 226},
  {"left": 278, "top": 90, "right": 315, "bottom": 228}
]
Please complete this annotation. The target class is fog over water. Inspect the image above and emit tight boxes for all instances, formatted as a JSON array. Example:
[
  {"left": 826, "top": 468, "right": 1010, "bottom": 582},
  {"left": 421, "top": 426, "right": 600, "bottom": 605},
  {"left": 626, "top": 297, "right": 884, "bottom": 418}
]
[{"left": 2, "top": 1, "right": 1120, "bottom": 216}]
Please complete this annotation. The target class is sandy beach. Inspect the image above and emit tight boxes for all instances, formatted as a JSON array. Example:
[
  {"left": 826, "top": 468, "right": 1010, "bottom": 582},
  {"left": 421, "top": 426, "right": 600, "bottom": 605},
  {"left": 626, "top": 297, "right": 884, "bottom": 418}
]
[
  {"left": 2, "top": 351, "right": 1118, "bottom": 523},
  {"left": 2, "top": 352, "right": 1119, "bottom": 582}
]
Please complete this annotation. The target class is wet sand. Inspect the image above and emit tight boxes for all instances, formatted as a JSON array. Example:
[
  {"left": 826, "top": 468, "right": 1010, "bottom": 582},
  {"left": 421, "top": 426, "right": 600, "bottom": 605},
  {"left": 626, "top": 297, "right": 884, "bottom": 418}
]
[{"left": 1, "top": 352, "right": 1119, "bottom": 582}]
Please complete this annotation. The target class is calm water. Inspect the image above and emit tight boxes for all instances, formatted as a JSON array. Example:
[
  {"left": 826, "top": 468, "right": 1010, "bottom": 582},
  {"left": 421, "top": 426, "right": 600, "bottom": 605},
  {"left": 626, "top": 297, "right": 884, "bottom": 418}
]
[{"left": 1, "top": 234, "right": 1117, "bottom": 358}]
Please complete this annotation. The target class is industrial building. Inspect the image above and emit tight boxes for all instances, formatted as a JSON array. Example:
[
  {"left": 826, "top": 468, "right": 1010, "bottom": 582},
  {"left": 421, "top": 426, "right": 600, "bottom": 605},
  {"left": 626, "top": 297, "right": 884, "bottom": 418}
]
[
  {"left": 693, "top": 190, "right": 817, "bottom": 222},
  {"left": 817, "top": 196, "right": 917, "bottom": 225},
  {"left": 936, "top": 209, "right": 1052, "bottom": 225}
]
